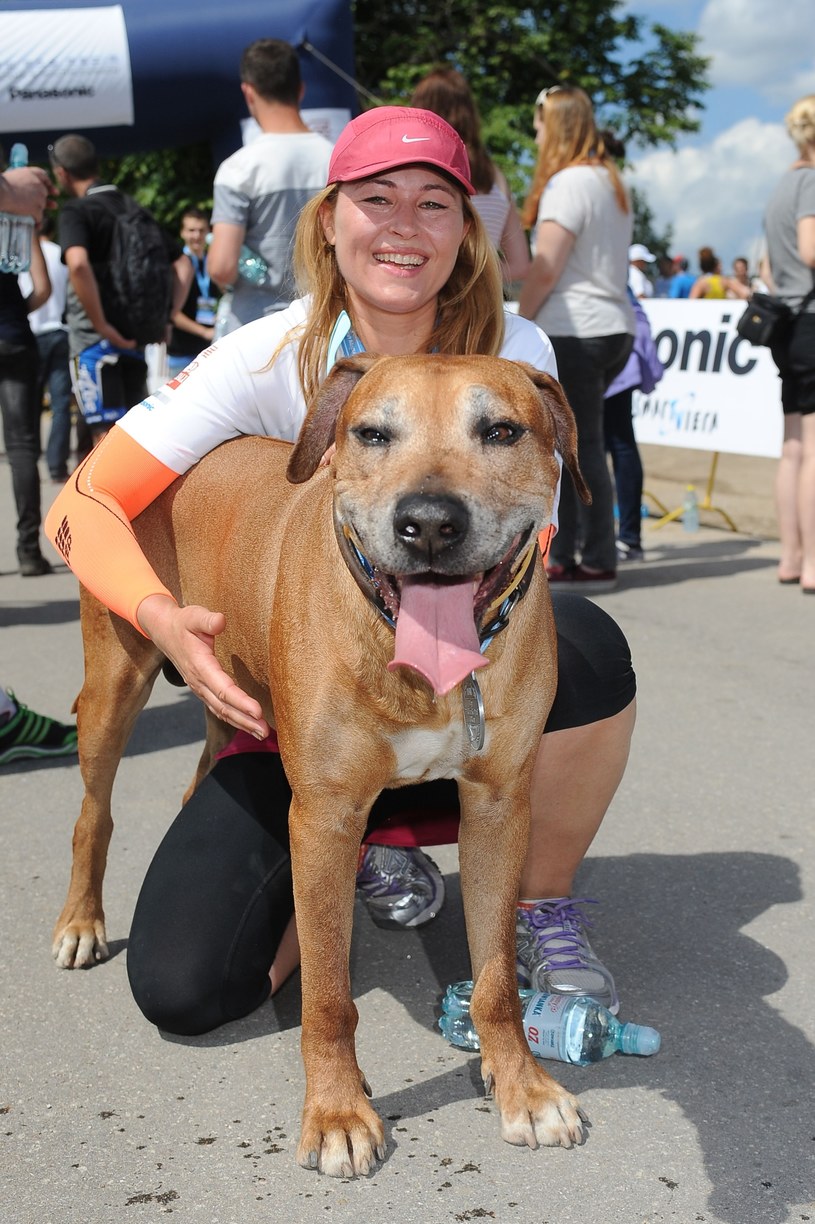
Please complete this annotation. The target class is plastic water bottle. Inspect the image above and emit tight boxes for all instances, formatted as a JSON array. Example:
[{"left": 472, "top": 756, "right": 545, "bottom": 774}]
[
  {"left": 238, "top": 244, "right": 269, "bottom": 287},
  {"left": 438, "top": 980, "right": 660, "bottom": 1066},
  {"left": 682, "top": 485, "right": 700, "bottom": 533},
  {"left": 212, "top": 246, "right": 269, "bottom": 341},
  {"left": 212, "top": 289, "right": 233, "bottom": 341},
  {"left": 0, "top": 143, "right": 35, "bottom": 274}
]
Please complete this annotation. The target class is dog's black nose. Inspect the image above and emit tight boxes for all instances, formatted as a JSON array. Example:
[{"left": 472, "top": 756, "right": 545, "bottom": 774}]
[{"left": 393, "top": 493, "right": 469, "bottom": 558}]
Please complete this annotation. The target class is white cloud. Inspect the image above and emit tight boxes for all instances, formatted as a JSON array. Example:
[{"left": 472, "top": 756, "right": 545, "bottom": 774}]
[
  {"left": 628, "top": 116, "right": 793, "bottom": 267},
  {"left": 699, "top": 0, "right": 815, "bottom": 99}
]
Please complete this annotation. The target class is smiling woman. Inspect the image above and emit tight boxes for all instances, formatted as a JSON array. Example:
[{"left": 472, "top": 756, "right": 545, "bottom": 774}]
[{"left": 45, "top": 110, "right": 637, "bottom": 1094}]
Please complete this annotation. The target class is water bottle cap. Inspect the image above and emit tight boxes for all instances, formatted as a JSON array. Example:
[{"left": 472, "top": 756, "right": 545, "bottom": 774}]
[
  {"left": 9, "top": 143, "right": 29, "bottom": 169},
  {"left": 622, "top": 1022, "right": 661, "bottom": 1056}
]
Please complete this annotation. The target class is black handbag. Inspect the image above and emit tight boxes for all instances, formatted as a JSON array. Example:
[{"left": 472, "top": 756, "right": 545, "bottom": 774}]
[{"left": 737, "top": 288, "right": 815, "bottom": 347}]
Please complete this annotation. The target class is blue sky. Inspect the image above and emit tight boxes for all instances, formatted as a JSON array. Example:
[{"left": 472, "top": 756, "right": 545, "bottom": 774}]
[{"left": 623, "top": 0, "right": 815, "bottom": 271}]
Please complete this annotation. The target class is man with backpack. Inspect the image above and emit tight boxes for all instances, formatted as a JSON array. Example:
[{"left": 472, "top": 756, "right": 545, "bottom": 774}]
[{"left": 50, "top": 134, "right": 181, "bottom": 441}]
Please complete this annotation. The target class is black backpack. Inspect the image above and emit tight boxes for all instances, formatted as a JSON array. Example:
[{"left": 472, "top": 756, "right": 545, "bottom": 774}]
[{"left": 95, "top": 191, "right": 173, "bottom": 347}]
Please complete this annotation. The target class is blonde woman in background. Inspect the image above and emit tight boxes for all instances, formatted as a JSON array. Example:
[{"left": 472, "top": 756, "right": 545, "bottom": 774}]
[
  {"left": 760, "top": 94, "right": 815, "bottom": 590},
  {"left": 410, "top": 67, "right": 530, "bottom": 285},
  {"left": 519, "top": 85, "right": 634, "bottom": 593}
]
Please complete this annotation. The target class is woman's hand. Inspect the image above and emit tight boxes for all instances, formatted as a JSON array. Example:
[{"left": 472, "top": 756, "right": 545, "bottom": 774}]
[{"left": 137, "top": 594, "right": 270, "bottom": 738}]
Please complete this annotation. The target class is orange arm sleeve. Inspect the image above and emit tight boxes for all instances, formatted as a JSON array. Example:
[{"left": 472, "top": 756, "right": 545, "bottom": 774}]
[{"left": 44, "top": 427, "right": 181, "bottom": 632}]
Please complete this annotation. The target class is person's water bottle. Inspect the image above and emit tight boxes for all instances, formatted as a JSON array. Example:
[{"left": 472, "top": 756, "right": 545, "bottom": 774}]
[
  {"left": 212, "top": 289, "right": 234, "bottom": 342},
  {"left": 438, "top": 980, "right": 660, "bottom": 1066},
  {"left": 682, "top": 485, "right": 700, "bottom": 533},
  {"left": 238, "top": 244, "right": 269, "bottom": 287},
  {"left": 0, "top": 143, "right": 35, "bottom": 274}
]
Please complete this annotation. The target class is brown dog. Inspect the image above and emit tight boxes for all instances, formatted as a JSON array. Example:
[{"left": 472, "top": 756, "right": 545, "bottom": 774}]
[{"left": 53, "top": 353, "right": 591, "bottom": 1176}]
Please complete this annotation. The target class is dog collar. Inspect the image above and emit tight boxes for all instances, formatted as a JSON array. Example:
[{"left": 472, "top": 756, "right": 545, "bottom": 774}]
[{"left": 336, "top": 520, "right": 539, "bottom": 653}]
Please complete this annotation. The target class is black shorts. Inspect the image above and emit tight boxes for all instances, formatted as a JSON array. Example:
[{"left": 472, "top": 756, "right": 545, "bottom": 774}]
[{"left": 770, "top": 311, "right": 815, "bottom": 416}]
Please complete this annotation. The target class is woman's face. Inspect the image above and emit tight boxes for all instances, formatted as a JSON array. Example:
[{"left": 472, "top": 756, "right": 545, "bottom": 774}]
[{"left": 320, "top": 167, "right": 469, "bottom": 329}]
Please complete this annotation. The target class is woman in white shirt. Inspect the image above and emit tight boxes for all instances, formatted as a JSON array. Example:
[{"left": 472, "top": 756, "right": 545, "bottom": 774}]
[
  {"left": 519, "top": 86, "right": 634, "bottom": 592},
  {"left": 47, "top": 108, "right": 635, "bottom": 1037}
]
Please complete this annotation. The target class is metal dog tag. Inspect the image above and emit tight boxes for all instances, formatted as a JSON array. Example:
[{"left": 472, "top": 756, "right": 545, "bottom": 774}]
[{"left": 462, "top": 671, "right": 486, "bottom": 753}]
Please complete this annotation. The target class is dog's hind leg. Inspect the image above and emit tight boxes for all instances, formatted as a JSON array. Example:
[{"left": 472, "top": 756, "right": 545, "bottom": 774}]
[
  {"left": 181, "top": 709, "right": 234, "bottom": 805},
  {"left": 457, "top": 778, "right": 586, "bottom": 1151},
  {"left": 53, "top": 591, "right": 163, "bottom": 969}
]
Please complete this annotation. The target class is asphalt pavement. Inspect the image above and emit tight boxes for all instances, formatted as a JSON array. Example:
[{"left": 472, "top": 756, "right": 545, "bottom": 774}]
[{"left": 1, "top": 448, "right": 813, "bottom": 1224}]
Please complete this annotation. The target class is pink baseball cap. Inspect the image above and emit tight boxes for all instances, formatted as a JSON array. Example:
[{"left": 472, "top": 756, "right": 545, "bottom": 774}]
[{"left": 328, "top": 107, "right": 475, "bottom": 195}]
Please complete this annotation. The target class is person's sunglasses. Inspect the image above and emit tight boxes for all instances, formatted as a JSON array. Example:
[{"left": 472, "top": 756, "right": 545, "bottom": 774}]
[{"left": 535, "top": 86, "right": 564, "bottom": 106}]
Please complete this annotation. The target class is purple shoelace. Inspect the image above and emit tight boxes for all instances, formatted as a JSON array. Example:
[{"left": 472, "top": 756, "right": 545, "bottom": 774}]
[{"left": 522, "top": 897, "right": 599, "bottom": 970}]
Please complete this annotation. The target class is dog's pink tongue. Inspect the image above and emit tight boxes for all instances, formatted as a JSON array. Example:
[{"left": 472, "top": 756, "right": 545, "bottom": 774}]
[{"left": 388, "top": 575, "right": 487, "bottom": 696}]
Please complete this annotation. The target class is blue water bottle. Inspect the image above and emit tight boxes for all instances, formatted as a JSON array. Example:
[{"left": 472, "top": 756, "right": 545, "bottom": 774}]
[
  {"left": 439, "top": 980, "right": 661, "bottom": 1066},
  {"left": 0, "top": 143, "right": 35, "bottom": 274}
]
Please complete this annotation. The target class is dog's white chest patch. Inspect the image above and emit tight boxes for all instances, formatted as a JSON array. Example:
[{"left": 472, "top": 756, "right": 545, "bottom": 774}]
[{"left": 389, "top": 722, "right": 478, "bottom": 782}]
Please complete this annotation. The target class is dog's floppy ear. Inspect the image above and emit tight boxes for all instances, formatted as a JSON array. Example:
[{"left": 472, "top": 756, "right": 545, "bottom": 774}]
[
  {"left": 287, "top": 353, "right": 381, "bottom": 484},
  {"left": 516, "top": 364, "right": 592, "bottom": 505}
]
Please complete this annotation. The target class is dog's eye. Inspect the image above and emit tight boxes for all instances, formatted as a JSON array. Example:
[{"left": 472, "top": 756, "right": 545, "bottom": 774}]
[
  {"left": 354, "top": 426, "right": 391, "bottom": 446},
  {"left": 482, "top": 421, "right": 524, "bottom": 445}
]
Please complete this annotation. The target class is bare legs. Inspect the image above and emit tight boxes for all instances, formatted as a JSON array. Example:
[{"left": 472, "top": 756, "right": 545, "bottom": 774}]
[
  {"left": 776, "top": 412, "right": 815, "bottom": 587},
  {"left": 520, "top": 700, "right": 636, "bottom": 899}
]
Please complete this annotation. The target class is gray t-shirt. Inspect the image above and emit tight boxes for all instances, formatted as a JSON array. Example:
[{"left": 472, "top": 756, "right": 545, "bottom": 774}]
[
  {"left": 532, "top": 164, "right": 634, "bottom": 338},
  {"left": 212, "top": 130, "right": 334, "bottom": 329},
  {"left": 764, "top": 166, "right": 815, "bottom": 312}
]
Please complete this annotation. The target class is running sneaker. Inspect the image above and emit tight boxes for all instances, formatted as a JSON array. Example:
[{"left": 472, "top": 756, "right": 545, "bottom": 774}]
[
  {"left": 0, "top": 692, "right": 78, "bottom": 765},
  {"left": 516, "top": 896, "right": 620, "bottom": 1014},
  {"left": 356, "top": 844, "right": 445, "bottom": 929},
  {"left": 616, "top": 540, "right": 645, "bottom": 562}
]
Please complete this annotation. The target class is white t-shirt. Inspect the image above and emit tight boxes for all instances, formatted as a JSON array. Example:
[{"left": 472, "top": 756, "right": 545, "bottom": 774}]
[
  {"left": 18, "top": 238, "right": 69, "bottom": 334},
  {"left": 120, "top": 300, "right": 559, "bottom": 471},
  {"left": 471, "top": 181, "right": 511, "bottom": 248},
  {"left": 533, "top": 164, "right": 634, "bottom": 338},
  {"left": 628, "top": 264, "right": 653, "bottom": 299}
]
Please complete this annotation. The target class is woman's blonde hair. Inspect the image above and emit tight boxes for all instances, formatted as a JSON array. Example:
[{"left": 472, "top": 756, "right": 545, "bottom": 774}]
[
  {"left": 287, "top": 182, "right": 506, "bottom": 403},
  {"left": 786, "top": 95, "right": 815, "bottom": 153},
  {"left": 521, "top": 85, "right": 629, "bottom": 229}
]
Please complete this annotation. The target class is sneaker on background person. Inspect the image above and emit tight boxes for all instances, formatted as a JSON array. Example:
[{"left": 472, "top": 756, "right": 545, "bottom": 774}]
[
  {"left": 356, "top": 844, "right": 445, "bottom": 929},
  {"left": 615, "top": 540, "right": 645, "bottom": 563},
  {"left": 515, "top": 896, "right": 620, "bottom": 1014},
  {"left": 546, "top": 563, "right": 618, "bottom": 594},
  {"left": 0, "top": 688, "right": 78, "bottom": 765}
]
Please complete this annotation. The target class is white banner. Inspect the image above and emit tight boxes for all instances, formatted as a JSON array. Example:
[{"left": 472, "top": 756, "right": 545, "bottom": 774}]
[
  {"left": 0, "top": 7, "right": 134, "bottom": 134},
  {"left": 634, "top": 299, "right": 783, "bottom": 459}
]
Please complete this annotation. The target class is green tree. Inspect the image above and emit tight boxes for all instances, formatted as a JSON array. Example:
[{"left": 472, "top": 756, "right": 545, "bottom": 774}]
[
  {"left": 351, "top": 0, "right": 709, "bottom": 200},
  {"left": 630, "top": 185, "right": 673, "bottom": 261},
  {"left": 97, "top": 142, "right": 217, "bottom": 230}
]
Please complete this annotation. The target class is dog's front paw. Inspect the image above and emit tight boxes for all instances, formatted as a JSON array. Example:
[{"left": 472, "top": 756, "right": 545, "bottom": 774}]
[
  {"left": 52, "top": 917, "right": 109, "bottom": 968},
  {"left": 297, "top": 1085, "right": 386, "bottom": 1177},
  {"left": 489, "top": 1060, "right": 586, "bottom": 1150}
]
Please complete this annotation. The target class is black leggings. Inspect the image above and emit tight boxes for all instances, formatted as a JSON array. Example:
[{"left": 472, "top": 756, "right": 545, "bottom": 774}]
[{"left": 127, "top": 593, "right": 636, "bottom": 1035}]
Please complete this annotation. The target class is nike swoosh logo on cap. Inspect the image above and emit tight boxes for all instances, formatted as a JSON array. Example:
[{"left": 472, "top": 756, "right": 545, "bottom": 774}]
[{"left": 401, "top": 135, "right": 431, "bottom": 143}]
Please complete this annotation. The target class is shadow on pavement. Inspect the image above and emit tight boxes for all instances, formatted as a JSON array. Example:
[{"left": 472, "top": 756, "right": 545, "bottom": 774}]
[
  {"left": 0, "top": 596, "right": 80, "bottom": 628},
  {"left": 151, "top": 848, "right": 808, "bottom": 1224}
]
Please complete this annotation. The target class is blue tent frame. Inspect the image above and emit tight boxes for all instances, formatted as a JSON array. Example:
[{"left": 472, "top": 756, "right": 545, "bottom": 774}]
[{"left": 0, "top": 0, "right": 357, "bottom": 161}]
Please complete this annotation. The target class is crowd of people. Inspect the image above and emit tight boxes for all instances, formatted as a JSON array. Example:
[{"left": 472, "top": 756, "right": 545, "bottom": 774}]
[
  {"left": 627, "top": 243, "right": 763, "bottom": 301},
  {"left": 2, "top": 36, "right": 814, "bottom": 1043}
]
